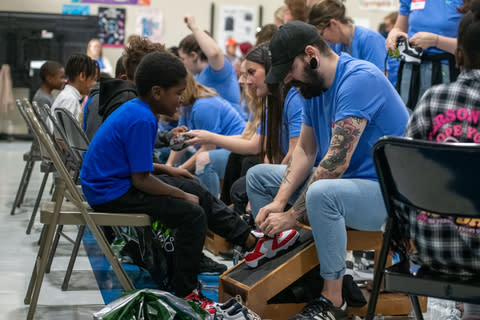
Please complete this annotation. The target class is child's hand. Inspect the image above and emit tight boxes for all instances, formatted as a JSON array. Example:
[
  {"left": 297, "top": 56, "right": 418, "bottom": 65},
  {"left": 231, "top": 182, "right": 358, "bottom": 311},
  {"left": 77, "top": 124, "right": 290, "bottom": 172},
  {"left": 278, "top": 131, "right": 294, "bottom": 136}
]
[{"left": 183, "top": 192, "right": 199, "bottom": 205}]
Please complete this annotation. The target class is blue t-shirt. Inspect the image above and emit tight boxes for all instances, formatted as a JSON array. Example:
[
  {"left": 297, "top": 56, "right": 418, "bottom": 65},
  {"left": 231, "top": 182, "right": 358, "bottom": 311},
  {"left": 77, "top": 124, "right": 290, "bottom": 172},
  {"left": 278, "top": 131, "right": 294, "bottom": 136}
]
[
  {"left": 81, "top": 98, "right": 157, "bottom": 206},
  {"left": 331, "top": 25, "right": 387, "bottom": 72},
  {"left": 195, "top": 57, "right": 242, "bottom": 115},
  {"left": 302, "top": 54, "right": 409, "bottom": 180},
  {"left": 399, "top": 0, "right": 463, "bottom": 55},
  {"left": 386, "top": 56, "right": 400, "bottom": 86},
  {"left": 256, "top": 88, "right": 304, "bottom": 154},
  {"left": 179, "top": 95, "right": 246, "bottom": 136}
]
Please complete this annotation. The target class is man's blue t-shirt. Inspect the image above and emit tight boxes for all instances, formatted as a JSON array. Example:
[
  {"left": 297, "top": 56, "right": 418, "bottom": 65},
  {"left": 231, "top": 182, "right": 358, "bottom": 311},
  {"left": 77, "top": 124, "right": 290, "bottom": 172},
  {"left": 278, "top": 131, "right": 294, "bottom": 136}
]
[
  {"left": 195, "top": 57, "right": 243, "bottom": 116},
  {"left": 179, "top": 95, "right": 246, "bottom": 136},
  {"left": 256, "top": 88, "right": 304, "bottom": 154},
  {"left": 302, "top": 53, "right": 409, "bottom": 180},
  {"left": 81, "top": 98, "right": 157, "bottom": 206},
  {"left": 399, "top": 0, "right": 463, "bottom": 55},
  {"left": 331, "top": 25, "right": 387, "bottom": 71}
]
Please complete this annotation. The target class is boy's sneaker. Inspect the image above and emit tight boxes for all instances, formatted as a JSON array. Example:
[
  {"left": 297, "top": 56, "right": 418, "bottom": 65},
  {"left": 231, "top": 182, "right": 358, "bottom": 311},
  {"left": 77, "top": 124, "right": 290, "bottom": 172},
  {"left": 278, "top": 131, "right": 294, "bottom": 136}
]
[
  {"left": 289, "top": 297, "right": 348, "bottom": 320},
  {"left": 185, "top": 288, "right": 218, "bottom": 315},
  {"left": 216, "top": 307, "right": 262, "bottom": 320},
  {"left": 216, "top": 297, "right": 243, "bottom": 317},
  {"left": 199, "top": 252, "right": 228, "bottom": 274},
  {"left": 244, "top": 229, "right": 299, "bottom": 268}
]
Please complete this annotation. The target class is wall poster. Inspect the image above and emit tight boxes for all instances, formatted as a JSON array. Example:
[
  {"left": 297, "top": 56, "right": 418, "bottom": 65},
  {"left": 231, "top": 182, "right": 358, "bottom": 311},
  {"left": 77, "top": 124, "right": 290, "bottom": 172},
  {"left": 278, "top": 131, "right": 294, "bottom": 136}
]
[
  {"left": 217, "top": 5, "right": 258, "bottom": 54},
  {"left": 98, "top": 7, "right": 126, "bottom": 47}
]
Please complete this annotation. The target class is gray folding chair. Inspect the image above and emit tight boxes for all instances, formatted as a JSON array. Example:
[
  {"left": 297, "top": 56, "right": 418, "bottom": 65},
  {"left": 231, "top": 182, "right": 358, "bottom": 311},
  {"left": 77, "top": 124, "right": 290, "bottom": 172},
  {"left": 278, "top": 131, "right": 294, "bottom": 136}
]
[
  {"left": 23, "top": 99, "right": 151, "bottom": 320},
  {"left": 10, "top": 100, "right": 42, "bottom": 215}
]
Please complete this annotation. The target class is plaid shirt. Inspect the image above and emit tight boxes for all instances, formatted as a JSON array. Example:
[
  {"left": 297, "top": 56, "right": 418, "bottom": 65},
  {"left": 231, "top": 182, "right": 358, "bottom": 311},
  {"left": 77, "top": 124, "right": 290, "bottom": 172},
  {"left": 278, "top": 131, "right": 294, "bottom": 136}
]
[
  {"left": 403, "top": 70, "right": 480, "bottom": 276},
  {"left": 406, "top": 70, "right": 480, "bottom": 143}
]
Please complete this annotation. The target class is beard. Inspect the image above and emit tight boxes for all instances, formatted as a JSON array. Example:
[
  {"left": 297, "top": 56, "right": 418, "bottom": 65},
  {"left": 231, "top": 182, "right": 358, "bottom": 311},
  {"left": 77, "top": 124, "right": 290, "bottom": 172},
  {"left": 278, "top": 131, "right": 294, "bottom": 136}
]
[{"left": 289, "top": 61, "right": 326, "bottom": 99}]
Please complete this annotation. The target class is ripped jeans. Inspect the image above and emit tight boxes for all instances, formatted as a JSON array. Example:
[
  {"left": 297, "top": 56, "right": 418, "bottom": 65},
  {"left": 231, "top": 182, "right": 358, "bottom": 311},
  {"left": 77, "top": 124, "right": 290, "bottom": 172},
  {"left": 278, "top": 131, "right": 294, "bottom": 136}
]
[{"left": 196, "top": 148, "right": 231, "bottom": 197}]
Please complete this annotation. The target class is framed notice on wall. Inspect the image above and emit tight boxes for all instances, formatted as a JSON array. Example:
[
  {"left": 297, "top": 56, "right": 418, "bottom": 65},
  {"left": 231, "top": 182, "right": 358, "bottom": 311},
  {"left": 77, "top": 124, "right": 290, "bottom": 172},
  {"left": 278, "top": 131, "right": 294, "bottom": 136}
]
[
  {"left": 136, "top": 7, "right": 163, "bottom": 43},
  {"left": 98, "top": 7, "right": 126, "bottom": 47},
  {"left": 217, "top": 5, "right": 258, "bottom": 54},
  {"left": 359, "top": 0, "right": 398, "bottom": 11}
]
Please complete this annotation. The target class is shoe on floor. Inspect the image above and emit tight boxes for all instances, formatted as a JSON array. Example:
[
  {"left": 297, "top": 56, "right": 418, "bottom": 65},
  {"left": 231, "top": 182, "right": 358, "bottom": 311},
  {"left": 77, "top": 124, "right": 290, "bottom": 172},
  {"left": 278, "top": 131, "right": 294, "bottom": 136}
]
[
  {"left": 185, "top": 288, "right": 218, "bottom": 315},
  {"left": 215, "top": 306, "right": 262, "bottom": 320},
  {"left": 289, "top": 297, "right": 348, "bottom": 320},
  {"left": 199, "top": 252, "right": 228, "bottom": 273},
  {"left": 244, "top": 229, "right": 299, "bottom": 268},
  {"left": 216, "top": 297, "right": 243, "bottom": 317}
]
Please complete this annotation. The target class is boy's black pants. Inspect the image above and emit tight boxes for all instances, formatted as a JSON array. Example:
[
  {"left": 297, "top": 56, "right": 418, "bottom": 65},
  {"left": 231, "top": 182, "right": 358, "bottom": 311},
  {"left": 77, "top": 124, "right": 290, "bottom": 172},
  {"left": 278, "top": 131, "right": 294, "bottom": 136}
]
[{"left": 93, "top": 174, "right": 251, "bottom": 297}]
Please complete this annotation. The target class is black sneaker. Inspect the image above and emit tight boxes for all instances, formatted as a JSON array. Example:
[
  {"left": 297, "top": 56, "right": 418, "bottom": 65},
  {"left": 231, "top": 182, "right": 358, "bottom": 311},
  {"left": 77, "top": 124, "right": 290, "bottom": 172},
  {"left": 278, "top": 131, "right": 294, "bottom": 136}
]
[
  {"left": 199, "top": 252, "right": 228, "bottom": 273},
  {"left": 289, "top": 297, "right": 348, "bottom": 320}
]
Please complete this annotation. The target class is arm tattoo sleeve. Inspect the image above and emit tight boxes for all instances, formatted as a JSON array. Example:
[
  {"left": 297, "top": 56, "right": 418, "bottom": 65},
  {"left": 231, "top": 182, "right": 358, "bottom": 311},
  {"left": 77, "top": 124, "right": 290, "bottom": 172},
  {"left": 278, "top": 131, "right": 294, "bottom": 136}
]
[{"left": 291, "top": 116, "right": 366, "bottom": 222}]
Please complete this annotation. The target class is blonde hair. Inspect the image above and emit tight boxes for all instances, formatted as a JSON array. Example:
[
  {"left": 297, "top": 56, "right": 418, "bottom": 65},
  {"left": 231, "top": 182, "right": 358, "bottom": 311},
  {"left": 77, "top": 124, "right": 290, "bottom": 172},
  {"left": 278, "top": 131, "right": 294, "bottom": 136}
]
[
  {"left": 87, "top": 38, "right": 103, "bottom": 59},
  {"left": 274, "top": 6, "right": 285, "bottom": 25},
  {"left": 181, "top": 72, "right": 217, "bottom": 107},
  {"left": 241, "top": 86, "right": 263, "bottom": 139}
]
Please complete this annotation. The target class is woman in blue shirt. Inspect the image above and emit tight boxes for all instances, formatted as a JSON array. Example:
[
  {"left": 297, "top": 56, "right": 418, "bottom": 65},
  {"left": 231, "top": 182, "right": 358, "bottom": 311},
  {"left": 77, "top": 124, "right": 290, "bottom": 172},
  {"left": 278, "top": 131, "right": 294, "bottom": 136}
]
[
  {"left": 308, "top": 0, "right": 387, "bottom": 72},
  {"left": 186, "top": 42, "right": 304, "bottom": 199},
  {"left": 165, "top": 73, "right": 246, "bottom": 195},
  {"left": 386, "top": 0, "right": 468, "bottom": 109}
]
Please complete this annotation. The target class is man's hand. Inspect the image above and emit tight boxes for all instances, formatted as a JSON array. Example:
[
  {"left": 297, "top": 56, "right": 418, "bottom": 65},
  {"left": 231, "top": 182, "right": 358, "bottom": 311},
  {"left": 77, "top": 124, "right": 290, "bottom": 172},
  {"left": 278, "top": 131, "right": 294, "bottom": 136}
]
[
  {"left": 184, "top": 15, "right": 198, "bottom": 32},
  {"left": 183, "top": 192, "right": 199, "bottom": 205},
  {"left": 255, "top": 201, "right": 286, "bottom": 227},
  {"left": 164, "top": 166, "right": 194, "bottom": 179},
  {"left": 259, "top": 210, "right": 297, "bottom": 238}
]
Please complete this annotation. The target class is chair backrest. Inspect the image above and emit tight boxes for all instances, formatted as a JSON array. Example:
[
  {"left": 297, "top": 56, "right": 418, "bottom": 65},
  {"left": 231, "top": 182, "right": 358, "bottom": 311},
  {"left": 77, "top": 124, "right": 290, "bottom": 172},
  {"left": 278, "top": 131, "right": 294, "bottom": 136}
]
[
  {"left": 373, "top": 136, "right": 480, "bottom": 218},
  {"left": 25, "top": 102, "right": 135, "bottom": 291},
  {"left": 54, "top": 108, "right": 90, "bottom": 153},
  {"left": 16, "top": 99, "right": 41, "bottom": 154}
]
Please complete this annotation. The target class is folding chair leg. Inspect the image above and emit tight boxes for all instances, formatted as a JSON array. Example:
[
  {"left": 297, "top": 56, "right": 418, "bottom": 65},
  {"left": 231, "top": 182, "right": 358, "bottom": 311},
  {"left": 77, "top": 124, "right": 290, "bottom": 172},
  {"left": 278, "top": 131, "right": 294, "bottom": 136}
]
[
  {"left": 365, "top": 217, "right": 394, "bottom": 320},
  {"left": 18, "top": 160, "right": 35, "bottom": 208},
  {"left": 45, "top": 225, "right": 64, "bottom": 273},
  {"left": 25, "top": 221, "right": 58, "bottom": 320},
  {"left": 10, "top": 160, "right": 31, "bottom": 215},
  {"left": 26, "top": 171, "right": 50, "bottom": 235},
  {"left": 37, "top": 225, "right": 46, "bottom": 246},
  {"left": 62, "top": 225, "right": 86, "bottom": 291},
  {"left": 410, "top": 295, "right": 424, "bottom": 320},
  {"left": 49, "top": 180, "right": 55, "bottom": 196}
]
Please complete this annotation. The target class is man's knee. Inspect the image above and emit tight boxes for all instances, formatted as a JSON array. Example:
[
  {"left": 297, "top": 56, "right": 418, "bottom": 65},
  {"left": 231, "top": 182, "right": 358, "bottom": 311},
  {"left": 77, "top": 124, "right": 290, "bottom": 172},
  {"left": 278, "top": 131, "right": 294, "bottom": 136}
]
[
  {"left": 246, "top": 164, "right": 270, "bottom": 190},
  {"left": 195, "top": 151, "right": 211, "bottom": 175},
  {"left": 306, "top": 180, "right": 344, "bottom": 220}
]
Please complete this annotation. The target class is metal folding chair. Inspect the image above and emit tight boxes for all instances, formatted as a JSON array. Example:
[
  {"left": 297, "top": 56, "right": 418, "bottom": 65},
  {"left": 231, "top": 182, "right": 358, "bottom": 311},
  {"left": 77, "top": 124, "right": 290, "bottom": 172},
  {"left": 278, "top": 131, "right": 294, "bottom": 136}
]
[{"left": 366, "top": 136, "right": 480, "bottom": 320}]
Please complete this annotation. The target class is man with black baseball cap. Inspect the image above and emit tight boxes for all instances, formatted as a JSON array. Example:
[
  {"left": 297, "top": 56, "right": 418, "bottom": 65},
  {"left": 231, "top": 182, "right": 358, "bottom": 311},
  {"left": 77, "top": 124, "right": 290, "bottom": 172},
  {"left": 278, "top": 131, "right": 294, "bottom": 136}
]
[{"left": 246, "top": 21, "right": 409, "bottom": 319}]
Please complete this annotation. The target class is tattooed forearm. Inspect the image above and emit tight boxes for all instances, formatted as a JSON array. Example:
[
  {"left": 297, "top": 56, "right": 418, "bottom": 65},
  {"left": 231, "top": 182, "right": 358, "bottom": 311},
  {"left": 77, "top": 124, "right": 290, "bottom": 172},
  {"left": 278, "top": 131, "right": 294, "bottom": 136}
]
[
  {"left": 319, "top": 117, "right": 365, "bottom": 174},
  {"left": 281, "top": 159, "right": 293, "bottom": 185}
]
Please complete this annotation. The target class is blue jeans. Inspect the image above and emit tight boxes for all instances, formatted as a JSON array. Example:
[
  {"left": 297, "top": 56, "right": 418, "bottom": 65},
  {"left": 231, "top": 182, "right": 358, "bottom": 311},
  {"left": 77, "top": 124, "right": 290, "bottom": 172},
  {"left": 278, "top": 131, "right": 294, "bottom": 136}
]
[
  {"left": 196, "top": 149, "right": 231, "bottom": 197},
  {"left": 246, "top": 164, "right": 388, "bottom": 280}
]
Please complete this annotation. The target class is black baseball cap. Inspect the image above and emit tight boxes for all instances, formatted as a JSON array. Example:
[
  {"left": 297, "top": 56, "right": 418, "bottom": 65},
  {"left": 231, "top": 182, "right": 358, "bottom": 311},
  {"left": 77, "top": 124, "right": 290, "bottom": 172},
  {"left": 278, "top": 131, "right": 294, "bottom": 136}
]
[{"left": 265, "top": 21, "right": 320, "bottom": 84}]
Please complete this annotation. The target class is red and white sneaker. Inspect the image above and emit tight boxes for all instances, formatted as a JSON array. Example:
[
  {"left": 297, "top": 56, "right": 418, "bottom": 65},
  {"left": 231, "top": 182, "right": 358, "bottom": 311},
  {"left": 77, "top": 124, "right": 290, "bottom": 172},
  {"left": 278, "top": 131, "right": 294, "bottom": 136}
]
[
  {"left": 244, "top": 229, "right": 300, "bottom": 268},
  {"left": 185, "top": 288, "right": 218, "bottom": 315}
]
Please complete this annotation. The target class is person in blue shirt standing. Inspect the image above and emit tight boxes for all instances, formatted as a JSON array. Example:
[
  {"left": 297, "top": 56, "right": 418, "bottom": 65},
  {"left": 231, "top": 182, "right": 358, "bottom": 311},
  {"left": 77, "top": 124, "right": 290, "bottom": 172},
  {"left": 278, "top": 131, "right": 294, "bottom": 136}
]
[
  {"left": 178, "top": 15, "right": 246, "bottom": 119},
  {"left": 386, "top": 0, "right": 467, "bottom": 109},
  {"left": 246, "top": 22, "right": 409, "bottom": 319},
  {"left": 308, "top": 0, "right": 387, "bottom": 72},
  {"left": 80, "top": 52, "right": 259, "bottom": 311}
]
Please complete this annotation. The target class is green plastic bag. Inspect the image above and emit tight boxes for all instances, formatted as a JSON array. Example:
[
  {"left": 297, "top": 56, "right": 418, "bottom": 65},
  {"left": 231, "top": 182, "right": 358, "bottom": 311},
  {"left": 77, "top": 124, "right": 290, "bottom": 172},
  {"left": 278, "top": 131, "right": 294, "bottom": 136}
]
[{"left": 93, "top": 289, "right": 211, "bottom": 320}]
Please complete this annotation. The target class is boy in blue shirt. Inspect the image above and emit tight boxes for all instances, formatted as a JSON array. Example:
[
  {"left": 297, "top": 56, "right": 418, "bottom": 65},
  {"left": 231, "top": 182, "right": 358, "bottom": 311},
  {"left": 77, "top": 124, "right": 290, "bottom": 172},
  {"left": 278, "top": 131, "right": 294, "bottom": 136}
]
[
  {"left": 80, "top": 52, "right": 258, "bottom": 311},
  {"left": 246, "top": 21, "right": 409, "bottom": 319}
]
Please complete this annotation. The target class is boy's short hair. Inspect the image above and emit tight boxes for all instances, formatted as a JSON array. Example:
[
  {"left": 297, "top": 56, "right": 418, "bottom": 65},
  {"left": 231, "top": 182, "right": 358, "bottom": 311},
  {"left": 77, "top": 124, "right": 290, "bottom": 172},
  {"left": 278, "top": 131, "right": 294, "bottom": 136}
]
[
  {"left": 65, "top": 53, "right": 98, "bottom": 82},
  {"left": 135, "top": 52, "right": 187, "bottom": 97},
  {"left": 39, "top": 61, "right": 63, "bottom": 83}
]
